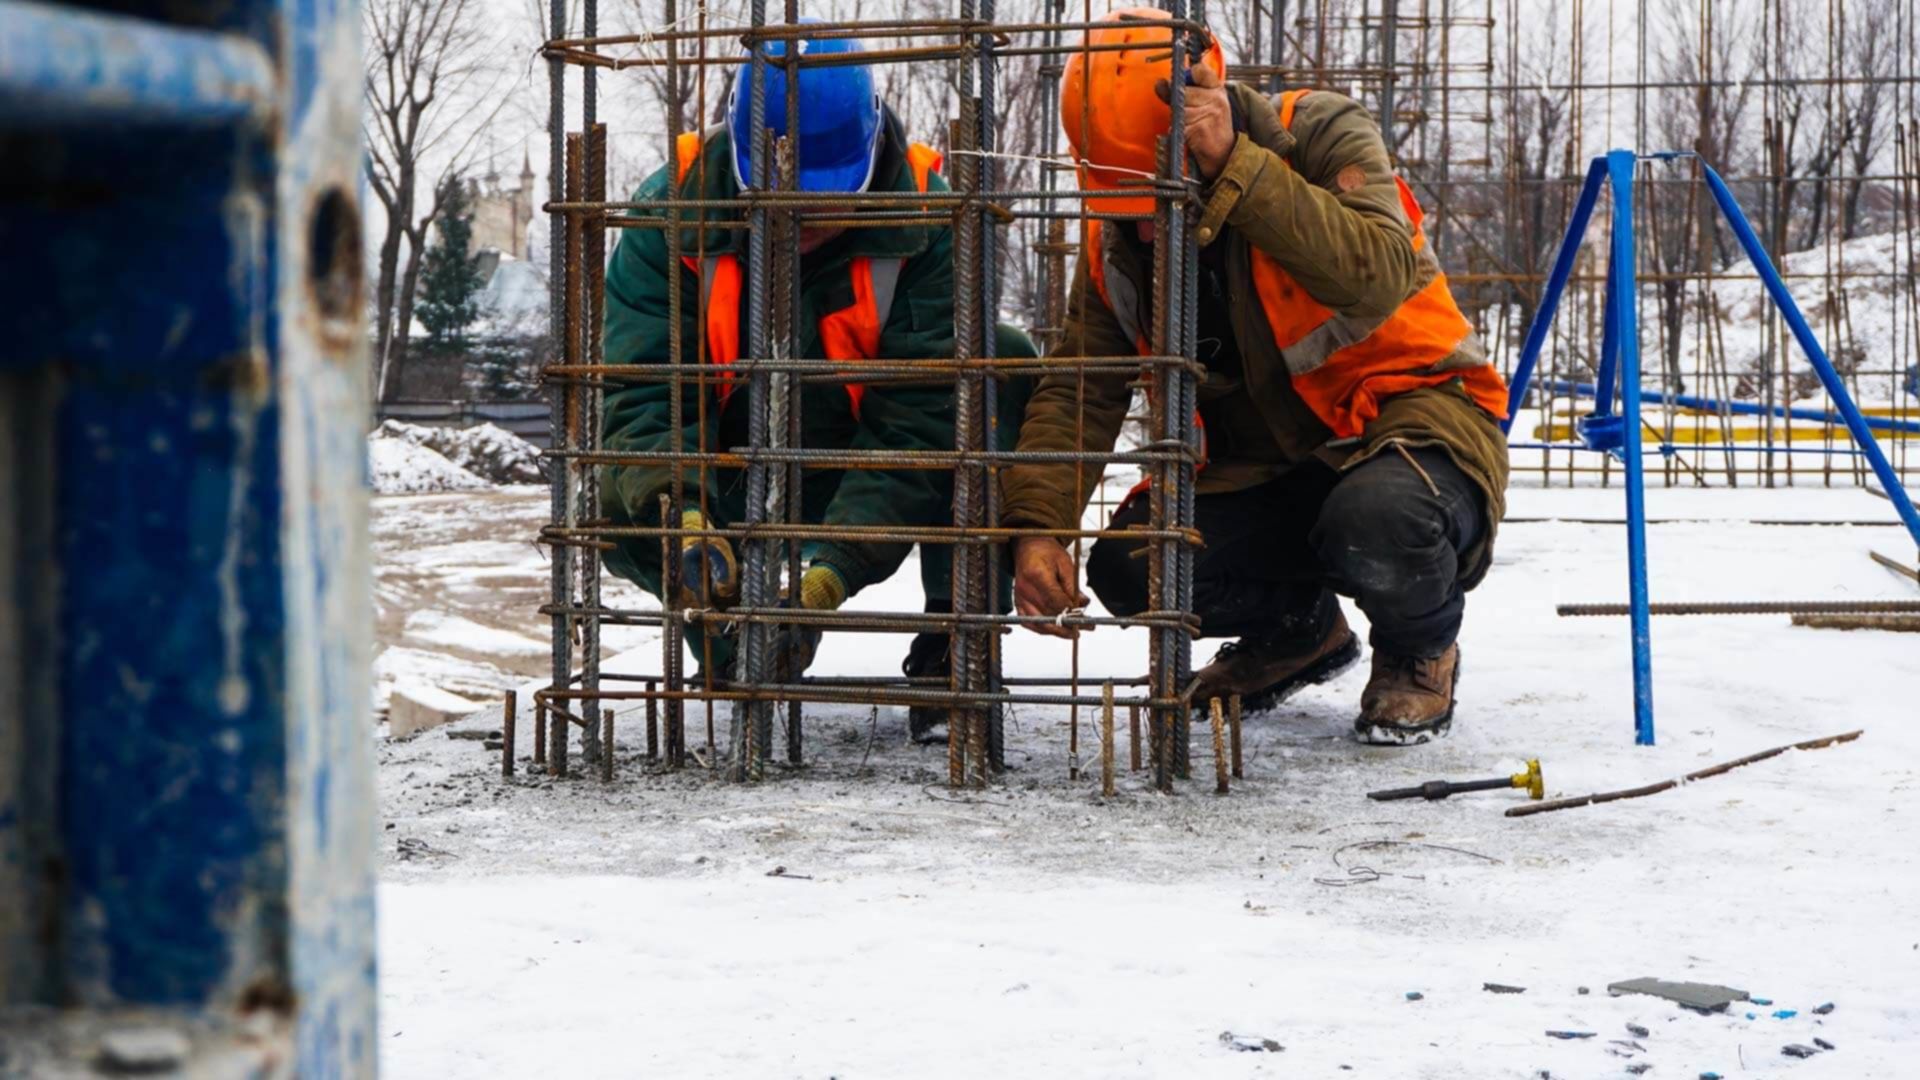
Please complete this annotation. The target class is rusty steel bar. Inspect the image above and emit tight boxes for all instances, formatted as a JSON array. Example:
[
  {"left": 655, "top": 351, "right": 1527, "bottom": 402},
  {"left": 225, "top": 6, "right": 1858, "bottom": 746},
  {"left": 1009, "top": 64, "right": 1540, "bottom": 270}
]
[
  {"left": 601, "top": 709, "right": 615, "bottom": 782},
  {"left": 549, "top": 602, "right": 1198, "bottom": 634},
  {"left": 1101, "top": 683, "right": 1116, "bottom": 798},
  {"left": 1229, "top": 694, "right": 1242, "bottom": 780},
  {"left": 543, "top": 521, "right": 1200, "bottom": 545},
  {"left": 533, "top": 701, "right": 547, "bottom": 768},
  {"left": 1870, "top": 550, "right": 1920, "bottom": 586},
  {"left": 535, "top": 684, "right": 1178, "bottom": 709},
  {"left": 544, "top": 446, "right": 1200, "bottom": 471},
  {"left": 1508, "top": 730, "right": 1865, "bottom": 818},
  {"left": 646, "top": 689, "right": 659, "bottom": 763},
  {"left": 501, "top": 691, "right": 516, "bottom": 778},
  {"left": 1129, "top": 704, "right": 1141, "bottom": 773},
  {"left": 1791, "top": 613, "right": 1920, "bottom": 632},
  {"left": 579, "top": 121, "right": 608, "bottom": 771},
  {"left": 1209, "top": 696, "right": 1228, "bottom": 796}
]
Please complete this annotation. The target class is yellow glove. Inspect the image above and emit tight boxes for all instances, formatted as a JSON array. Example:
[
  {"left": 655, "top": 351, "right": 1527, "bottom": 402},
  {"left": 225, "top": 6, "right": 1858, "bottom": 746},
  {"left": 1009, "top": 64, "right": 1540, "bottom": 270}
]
[
  {"left": 676, "top": 509, "right": 737, "bottom": 606},
  {"left": 798, "top": 563, "right": 847, "bottom": 611}
]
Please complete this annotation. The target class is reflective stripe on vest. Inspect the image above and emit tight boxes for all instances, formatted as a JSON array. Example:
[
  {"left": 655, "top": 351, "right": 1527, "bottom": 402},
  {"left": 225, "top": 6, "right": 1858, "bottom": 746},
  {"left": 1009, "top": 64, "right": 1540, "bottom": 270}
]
[
  {"left": 670, "top": 131, "right": 933, "bottom": 417},
  {"left": 1087, "top": 92, "right": 1507, "bottom": 441}
]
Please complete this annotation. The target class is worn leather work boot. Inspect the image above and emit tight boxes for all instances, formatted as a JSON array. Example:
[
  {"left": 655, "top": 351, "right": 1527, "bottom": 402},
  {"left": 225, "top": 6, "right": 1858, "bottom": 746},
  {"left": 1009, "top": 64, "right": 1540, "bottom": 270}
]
[
  {"left": 902, "top": 631, "right": 951, "bottom": 744},
  {"left": 1354, "top": 643, "right": 1460, "bottom": 746},
  {"left": 1192, "top": 609, "right": 1361, "bottom": 714}
]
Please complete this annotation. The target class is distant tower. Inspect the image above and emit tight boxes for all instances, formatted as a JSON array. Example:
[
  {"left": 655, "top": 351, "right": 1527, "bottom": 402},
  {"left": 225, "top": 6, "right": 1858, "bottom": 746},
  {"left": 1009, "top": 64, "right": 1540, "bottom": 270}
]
[{"left": 513, "top": 149, "right": 535, "bottom": 260}]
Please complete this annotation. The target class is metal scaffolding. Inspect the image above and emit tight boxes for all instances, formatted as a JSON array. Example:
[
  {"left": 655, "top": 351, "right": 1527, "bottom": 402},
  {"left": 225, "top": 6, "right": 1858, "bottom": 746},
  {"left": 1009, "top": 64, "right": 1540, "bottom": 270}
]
[
  {"left": 1208, "top": 0, "right": 1920, "bottom": 490},
  {"left": 535, "top": 3, "right": 1208, "bottom": 788}
]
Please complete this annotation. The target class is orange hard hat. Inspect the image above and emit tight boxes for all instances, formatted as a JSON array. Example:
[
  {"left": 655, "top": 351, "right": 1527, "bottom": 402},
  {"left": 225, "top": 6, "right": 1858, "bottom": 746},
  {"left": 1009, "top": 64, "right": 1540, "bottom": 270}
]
[{"left": 1060, "top": 7, "right": 1227, "bottom": 216}]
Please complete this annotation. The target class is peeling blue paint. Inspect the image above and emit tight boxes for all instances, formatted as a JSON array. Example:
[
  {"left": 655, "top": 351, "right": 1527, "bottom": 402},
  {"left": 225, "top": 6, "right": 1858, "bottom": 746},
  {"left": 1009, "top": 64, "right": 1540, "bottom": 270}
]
[{"left": 2, "top": 0, "right": 374, "bottom": 1070}]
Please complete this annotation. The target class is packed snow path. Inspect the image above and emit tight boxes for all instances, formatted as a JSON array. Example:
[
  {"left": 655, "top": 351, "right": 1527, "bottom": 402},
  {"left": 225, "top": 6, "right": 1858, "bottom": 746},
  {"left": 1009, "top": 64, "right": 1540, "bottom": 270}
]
[{"left": 375, "top": 483, "right": 1916, "bottom": 1077}]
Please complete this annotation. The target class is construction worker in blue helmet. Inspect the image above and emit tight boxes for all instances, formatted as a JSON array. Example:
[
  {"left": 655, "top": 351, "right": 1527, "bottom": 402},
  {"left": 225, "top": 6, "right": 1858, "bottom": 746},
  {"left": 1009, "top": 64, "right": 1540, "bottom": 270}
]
[{"left": 600, "top": 26, "right": 1034, "bottom": 744}]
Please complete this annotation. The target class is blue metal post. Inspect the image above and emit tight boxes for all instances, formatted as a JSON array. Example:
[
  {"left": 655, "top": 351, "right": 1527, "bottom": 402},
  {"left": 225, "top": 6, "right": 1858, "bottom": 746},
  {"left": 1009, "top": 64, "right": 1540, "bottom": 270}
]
[
  {"left": 1699, "top": 163, "right": 1920, "bottom": 550},
  {"left": 1605, "top": 150, "right": 1658, "bottom": 746},
  {"left": 1502, "top": 156, "right": 1607, "bottom": 433},
  {"left": 0, "top": 0, "right": 375, "bottom": 1073}
]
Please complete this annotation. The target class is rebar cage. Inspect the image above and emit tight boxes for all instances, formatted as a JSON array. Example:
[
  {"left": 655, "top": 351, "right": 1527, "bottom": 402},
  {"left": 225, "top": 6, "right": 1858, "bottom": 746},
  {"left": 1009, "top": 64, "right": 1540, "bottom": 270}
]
[
  {"left": 535, "top": 1, "right": 1213, "bottom": 788},
  {"left": 531, "top": 0, "right": 1920, "bottom": 788}
]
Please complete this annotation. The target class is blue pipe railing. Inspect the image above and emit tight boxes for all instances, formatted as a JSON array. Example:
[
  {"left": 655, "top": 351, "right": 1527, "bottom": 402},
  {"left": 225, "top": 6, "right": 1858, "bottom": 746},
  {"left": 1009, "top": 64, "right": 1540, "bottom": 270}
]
[{"left": 1539, "top": 379, "right": 1920, "bottom": 435}]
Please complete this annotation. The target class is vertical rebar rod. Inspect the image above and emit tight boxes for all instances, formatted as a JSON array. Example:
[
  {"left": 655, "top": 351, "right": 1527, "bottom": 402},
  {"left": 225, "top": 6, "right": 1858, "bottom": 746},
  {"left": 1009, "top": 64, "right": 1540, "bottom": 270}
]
[
  {"left": 781, "top": 0, "right": 805, "bottom": 769},
  {"left": 1209, "top": 696, "right": 1228, "bottom": 795},
  {"left": 501, "top": 691, "right": 516, "bottom": 778},
  {"left": 553, "top": 130, "right": 587, "bottom": 780},
  {"left": 1129, "top": 703, "right": 1141, "bottom": 772},
  {"left": 545, "top": 0, "right": 570, "bottom": 787},
  {"left": 950, "top": 90, "right": 991, "bottom": 789},
  {"left": 580, "top": 120, "right": 608, "bottom": 768},
  {"left": 533, "top": 701, "right": 547, "bottom": 768},
  {"left": 1229, "top": 693, "right": 1242, "bottom": 779},
  {"left": 733, "top": 0, "right": 773, "bottom": 781},
  {"left": 601, "top": 709, "right": 615, "bottom": 782},
  {"left": 661, "top": 0, "right": 688, "bottom": 774},
  {"left": 646, "top": 685, "right": 659, "bottom": 764},
  {"left": 1100, "top": 682, "right": 1116, "bottom": 798}
]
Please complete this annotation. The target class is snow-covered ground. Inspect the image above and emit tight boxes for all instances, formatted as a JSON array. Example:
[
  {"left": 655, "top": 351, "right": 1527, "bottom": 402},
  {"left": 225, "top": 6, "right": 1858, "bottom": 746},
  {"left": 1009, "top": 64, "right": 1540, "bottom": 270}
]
[{"left": 372, "top": 478, "right": 1918, "bottom": 1078}]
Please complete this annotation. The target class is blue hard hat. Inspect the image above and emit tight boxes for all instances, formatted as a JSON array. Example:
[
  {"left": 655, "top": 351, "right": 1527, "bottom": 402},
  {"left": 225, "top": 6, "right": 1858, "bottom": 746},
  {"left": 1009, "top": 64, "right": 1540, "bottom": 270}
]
[{"left": 728, "top": 27, "right": 882, "bottom": 193}]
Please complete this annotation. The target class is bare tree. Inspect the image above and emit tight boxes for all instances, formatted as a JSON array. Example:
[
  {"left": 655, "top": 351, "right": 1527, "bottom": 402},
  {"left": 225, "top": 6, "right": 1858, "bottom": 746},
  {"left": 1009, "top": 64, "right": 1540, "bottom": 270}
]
[
  {"left": 1479, "top": 0, "right": 1590, "bottom": 338},
  {"left": 1647, "top": 0, "right": 1757, "bottom": 387},
  {"left": 1837, "top": 0, "right": 1898, "bottom": 239},
  {"left": 364, "top": 0, "right": 510, "bottom": 402}
]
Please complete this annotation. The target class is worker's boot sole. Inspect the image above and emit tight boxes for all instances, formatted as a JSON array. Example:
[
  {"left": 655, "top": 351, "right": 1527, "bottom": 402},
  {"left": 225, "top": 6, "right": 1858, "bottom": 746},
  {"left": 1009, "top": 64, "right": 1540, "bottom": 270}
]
[
  {"left": 1353, "top": 707, "right": 1454, "bottom": 746},
  {"left": 1236, "top": 631, "right": 1363, "bottom": 715},
  {"left": 1353, "top": 655, "right": 1461, "bottom": 747}
]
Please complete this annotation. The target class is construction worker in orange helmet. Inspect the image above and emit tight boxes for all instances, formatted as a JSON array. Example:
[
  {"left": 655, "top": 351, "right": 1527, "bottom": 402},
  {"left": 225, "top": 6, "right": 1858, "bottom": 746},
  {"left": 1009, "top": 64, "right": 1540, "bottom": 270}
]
[{"left": 1004, "top": 7, "right": 1513, "bottom": 746}]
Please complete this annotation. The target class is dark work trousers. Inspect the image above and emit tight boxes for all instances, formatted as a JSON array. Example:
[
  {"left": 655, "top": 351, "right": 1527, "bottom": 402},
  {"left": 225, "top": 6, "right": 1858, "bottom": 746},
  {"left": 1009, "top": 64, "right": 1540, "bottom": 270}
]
[{"left": 1086, "top": 447, "right": 1486, "bottom": 658}]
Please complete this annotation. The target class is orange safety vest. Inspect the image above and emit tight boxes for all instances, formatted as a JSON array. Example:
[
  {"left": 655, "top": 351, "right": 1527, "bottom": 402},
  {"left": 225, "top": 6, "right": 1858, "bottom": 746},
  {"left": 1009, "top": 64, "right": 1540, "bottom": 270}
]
[
  {"left": 1086, "top": 89, "right": 1507, "bottom": 443},
  {"left": 672, "top": 131, "right": 944, "bottom": 418}
]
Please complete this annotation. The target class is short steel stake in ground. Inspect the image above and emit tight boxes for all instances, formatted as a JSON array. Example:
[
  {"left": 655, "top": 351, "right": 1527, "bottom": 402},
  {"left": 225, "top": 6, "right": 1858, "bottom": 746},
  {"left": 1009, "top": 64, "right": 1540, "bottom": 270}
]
[
  {"left": 1229, "top": 695, "right": 1242, "bottom": 780},
  {"left": 1209, "top": 697, "right": 1229, "bottom": 795},
  {"left": 601, "top": 709, "right": 615, "bottom": 782},
  {"left": 646, "top": 691, "right": 659, "bottom": 763},
  {"left": 1129, "top": 704, "right": 1141, "bottom": 773},
  {"left": 502, "top": 691, "right": 517, "bottom": 778},
  {"left": 533, "top": 701, "right": 547, "bottom": 768},
  {"left": 1101, "top": 683, "right": 1116, "bottom": 798}
]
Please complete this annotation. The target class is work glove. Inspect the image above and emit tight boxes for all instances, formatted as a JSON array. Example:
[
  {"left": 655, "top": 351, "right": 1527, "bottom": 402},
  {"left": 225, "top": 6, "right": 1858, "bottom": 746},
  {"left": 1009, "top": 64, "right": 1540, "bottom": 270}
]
[
  {"left": 676, "top": 509, "right": 738, "bottom": 610},
  {"left": 767, "top": 563, "right": 844, "bottom": 682}
]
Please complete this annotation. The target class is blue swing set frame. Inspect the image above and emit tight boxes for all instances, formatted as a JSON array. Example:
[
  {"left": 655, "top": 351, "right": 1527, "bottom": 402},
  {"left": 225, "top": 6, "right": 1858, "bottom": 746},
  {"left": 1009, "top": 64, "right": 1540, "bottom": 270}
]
[{"left": 1502, "top": 150, "right": 1920, "bottom": 746}]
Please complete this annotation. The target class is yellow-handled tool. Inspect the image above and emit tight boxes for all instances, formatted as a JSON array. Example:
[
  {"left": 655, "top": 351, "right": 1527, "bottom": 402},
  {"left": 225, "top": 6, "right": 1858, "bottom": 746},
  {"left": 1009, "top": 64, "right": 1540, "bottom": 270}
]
[{"left": 1368, "top": 759, "right": 1544, "bottom": 802}]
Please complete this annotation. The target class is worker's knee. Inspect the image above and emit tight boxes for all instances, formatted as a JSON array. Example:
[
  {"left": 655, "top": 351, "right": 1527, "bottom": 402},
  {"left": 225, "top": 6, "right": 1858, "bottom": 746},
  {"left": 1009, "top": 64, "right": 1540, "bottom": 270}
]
[{"left": 1312, "top": 478, "right": 1450, "bottom": 598}]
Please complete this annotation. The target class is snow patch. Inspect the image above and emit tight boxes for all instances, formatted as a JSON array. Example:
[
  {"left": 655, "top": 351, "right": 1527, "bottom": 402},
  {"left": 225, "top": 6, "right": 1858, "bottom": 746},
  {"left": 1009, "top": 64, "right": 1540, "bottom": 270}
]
[
  {"left": 403, "top": 609, "right": 550, "bottom": 658},
  {"left": 368, "top": 436, "right": 489, "bottom": 495},
  {"left": 372, "top": 420, "right": 545, "bottom": 486}
]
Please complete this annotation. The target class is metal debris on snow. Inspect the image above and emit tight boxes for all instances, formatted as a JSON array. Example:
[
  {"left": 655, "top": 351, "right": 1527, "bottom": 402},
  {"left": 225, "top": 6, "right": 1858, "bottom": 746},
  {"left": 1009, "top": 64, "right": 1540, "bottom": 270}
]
[
  {"left": 1218, "top": 1031, "right": 1283, "bottom": 1053},
  {"left": 1608, "top": 977, "right": 1749, "bottom": 1013}
]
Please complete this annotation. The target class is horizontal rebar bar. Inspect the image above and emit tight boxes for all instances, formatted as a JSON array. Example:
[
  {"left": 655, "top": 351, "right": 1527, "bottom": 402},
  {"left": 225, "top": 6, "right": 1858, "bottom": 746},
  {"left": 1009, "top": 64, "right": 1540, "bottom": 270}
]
[
  {"left": 539, "top": 602, "right": 1200, "bottom": 635},
  {"left": 1790, "top": 613, "right": 1920, "bottom": 632},
  {"left": 541, "top": 522, "right": 1200, "bottom": 545},
  {"left": 543, "top": 446, "right": 1199, "bottom": 469},
  {"left": 535, "top": 683, "right": 1181, "bottom": 710}
]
